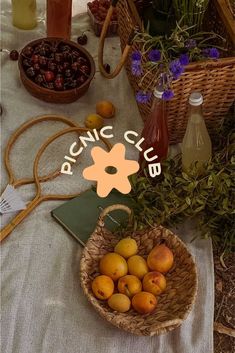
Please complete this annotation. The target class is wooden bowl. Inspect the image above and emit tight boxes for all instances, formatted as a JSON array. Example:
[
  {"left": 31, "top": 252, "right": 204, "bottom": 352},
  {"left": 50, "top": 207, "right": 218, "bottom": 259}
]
[
  {"left": 80, "top": 204, "right": 198, "bottom": 336},
  {"left": 18, "top": 38, "right": 95, "bottom": 104}
]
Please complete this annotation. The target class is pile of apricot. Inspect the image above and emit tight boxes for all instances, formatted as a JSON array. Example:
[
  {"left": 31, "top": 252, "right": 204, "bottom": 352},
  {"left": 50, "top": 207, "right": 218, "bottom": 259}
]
[{"left": 91, "top": 237, "right": 174, "bottom": 314}]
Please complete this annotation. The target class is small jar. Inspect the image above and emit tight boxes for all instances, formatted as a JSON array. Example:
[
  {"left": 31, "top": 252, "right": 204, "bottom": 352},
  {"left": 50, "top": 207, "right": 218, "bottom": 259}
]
[
  {"left": 47, "top": 0, "right": 72, "bottom": 39},
  {"left": 12, "top": 0, "right": 37, "bottom": 30}
]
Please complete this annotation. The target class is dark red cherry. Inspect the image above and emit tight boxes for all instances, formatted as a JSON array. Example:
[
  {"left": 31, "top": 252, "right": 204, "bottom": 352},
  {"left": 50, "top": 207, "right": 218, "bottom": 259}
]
[
  {"left": 62, "top": 51, "right": 71, "bottom": 61},
  {"left": 44, "top": 71, "right": 55, "bottom": 82},
  {"left": 23, "top": 46, "right": 33, "bottom": 57},
  {"left": 46, "top": 82, "right": 54, "bottom": 90},
  {"left": 47, "top": 61, "right": 57, "bottom": 72},
  {"left": 60, "top": 45, "right": 70, "bottom": 52},
  {"left": 57, "top": 64, "right": 64, "bottom": 73},
  {"left": 35, "top": 74, "right": 44, "bottom": 85},
  {"left": 32, "top": 54, "right": 39, "bottom": 64},
  {"left": 80, "top": 65, "right": 90, "bottom": 75},
  {"left": 33, "top": 63, "right": 41, "bottom": 72},
  {"left": 77, "top": 56, "right": 87, "bottom": 65},
  {"left": 77, "top": 75, "right": 87, "bottom": 85},
  {"left": 56, "top": 74, "right": 64, "bottom": 81},
  {"left": 65, "top": 69, "right": 72, "bottom": 78},
  {"left": 39, "top": 56, "right": 47, "bottom": 67},
  {"left": 63, "top": 61, "right": 70, "bottom": 70},
  {"left": 55, "top": 53, "right": 63, "bottom": 63},
  {"left": 26, "top": 67, "right": 36, "bottom": 78},
  {"left": 23, "top": 59, "right": 32, "bottom": 68},
  {"left": 9, "top": 50, "right": 19, "bottom": 60},
  {"left": 71, "top": 62, "right": 80, "bottom": 72},
  {"left": 104, "top": 63, "right": 111, "bottom": 74},
  {"left": 77, "top": 34, "right": 88, "bottom": 45},
  {"left": 54, "top": 79, "right": 64, "bottom": 90}
]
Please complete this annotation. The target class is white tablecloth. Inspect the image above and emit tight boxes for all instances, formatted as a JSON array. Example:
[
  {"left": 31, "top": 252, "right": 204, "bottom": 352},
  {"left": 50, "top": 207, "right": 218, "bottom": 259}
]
[{"left": 1, "top": 1, "right": 214, "bottom": 353}]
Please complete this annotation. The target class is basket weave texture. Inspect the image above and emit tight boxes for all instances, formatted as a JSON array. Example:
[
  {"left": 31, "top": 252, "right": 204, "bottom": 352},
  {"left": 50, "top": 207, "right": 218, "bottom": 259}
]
[
  {"left": 117, "top": 0, "right": 235, "bottom": 144},
  {"left": 80, "top": 205, "right": 198, "bottom": 336}
]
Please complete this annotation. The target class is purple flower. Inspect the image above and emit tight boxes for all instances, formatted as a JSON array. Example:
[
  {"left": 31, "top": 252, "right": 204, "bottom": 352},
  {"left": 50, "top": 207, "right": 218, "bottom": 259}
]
[
  {"left": 169, "top": 59, "right": 184, "bottom": 80},
  {"left": 148, "top": 49, "right": 161, "bottom": 62},
  {"left": 131, "top": 61, "right": 142, "bottom": 76},
  {"left": 209, "top": 47, "right": 220, "bottom": 59},
  {"left": 202, "top": 47, "right": 220, "bottom": 59},
  {"left": 136, "top": 91, "right": 151, "bottom": 104},
  {"left": 162, "top": 89, "right": 174, "bottom": 101},
  {"left": 185, "top": 39, "right": 196, "bottom": 49},
  {"left": 131, "top": 51, "right": 141, "bottom": 62},
  {"left": 179, "top": 53, "right": 190, "bottom": 66}
]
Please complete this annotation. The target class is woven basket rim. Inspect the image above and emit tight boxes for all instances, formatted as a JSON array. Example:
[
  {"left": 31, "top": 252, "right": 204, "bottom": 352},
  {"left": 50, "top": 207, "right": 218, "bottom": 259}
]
[{"left": 80, "top": 222, "right": 198, "bottom": 336}]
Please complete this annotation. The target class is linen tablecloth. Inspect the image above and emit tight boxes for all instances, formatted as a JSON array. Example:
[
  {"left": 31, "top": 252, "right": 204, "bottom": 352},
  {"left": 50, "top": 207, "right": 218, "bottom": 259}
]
[{"left": 1, "top": 1, "right": 214, "bottom": 352}]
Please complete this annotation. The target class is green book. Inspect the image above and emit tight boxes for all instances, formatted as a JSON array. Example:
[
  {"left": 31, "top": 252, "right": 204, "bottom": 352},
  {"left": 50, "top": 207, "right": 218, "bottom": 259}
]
[{"left": 51, "top": 188, "right": 133, "bottom": 246}]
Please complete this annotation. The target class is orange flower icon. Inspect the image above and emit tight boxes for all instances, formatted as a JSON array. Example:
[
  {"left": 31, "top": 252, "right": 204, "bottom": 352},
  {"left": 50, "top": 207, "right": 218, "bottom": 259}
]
[{"left": 83, "top": 143, "right": 139, "bottom": 197}]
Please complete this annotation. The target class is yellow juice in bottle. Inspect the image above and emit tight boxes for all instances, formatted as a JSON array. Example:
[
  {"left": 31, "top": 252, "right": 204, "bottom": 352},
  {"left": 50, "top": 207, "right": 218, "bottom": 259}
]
[
  {"left": 12, "top": 0, "right": 37, "bottom": 30},
  {"left": 182, "top": 92, "right": 212, "bottom": 173}
]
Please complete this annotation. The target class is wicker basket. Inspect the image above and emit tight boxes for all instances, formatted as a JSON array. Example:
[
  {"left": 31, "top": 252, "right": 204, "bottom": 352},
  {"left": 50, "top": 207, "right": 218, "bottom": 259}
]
[
  {"left": 80, "top": 204, "right": 198, "bottom": 336},
  {"left": 98, "top": 0, "right": 235, "bottom": 144}
]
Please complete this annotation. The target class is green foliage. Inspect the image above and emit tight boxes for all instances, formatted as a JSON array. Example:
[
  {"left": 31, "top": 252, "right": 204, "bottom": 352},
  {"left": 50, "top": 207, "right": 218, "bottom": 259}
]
[
  {"left": 172, "top": 0, "right": 210, "bottom": 32},
  {"left": 128, "top": 117, "right": 235, "bottom": 251}
]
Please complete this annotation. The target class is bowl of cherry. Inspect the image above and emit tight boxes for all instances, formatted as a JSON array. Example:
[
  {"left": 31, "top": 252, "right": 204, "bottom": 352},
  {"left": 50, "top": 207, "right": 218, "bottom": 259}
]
[{"left": 18, "top": 38, "right": 95, "bottom": 104}]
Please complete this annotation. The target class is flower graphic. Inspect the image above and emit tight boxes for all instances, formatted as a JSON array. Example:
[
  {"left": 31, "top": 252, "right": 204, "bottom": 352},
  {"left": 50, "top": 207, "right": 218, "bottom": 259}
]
[{"left": 83, "top": 143, "right": 139, "bottom": 197}]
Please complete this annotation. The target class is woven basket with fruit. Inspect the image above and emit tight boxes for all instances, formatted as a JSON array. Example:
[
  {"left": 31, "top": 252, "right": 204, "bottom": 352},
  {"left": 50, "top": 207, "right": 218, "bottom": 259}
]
[
  {"left": 88, "top": 0, "right": 118, "bottom": 36},
  {"left": 80, "top": 204, "right": 197, "bottom": 336}
]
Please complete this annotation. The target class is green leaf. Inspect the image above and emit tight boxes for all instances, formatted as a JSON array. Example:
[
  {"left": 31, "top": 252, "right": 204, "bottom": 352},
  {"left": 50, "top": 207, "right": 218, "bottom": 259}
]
[{"left": 185, "top": 197, "right": 191, "bottom": 205}]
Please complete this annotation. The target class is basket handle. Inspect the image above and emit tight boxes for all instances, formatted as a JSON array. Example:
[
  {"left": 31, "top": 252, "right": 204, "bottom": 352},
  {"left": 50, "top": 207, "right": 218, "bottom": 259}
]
[
  {"left": 98, "top": 0, "right": 137, "bottom": 79},
  {"left": 97, "top": 204, "right": 132, "bottom": 228}
]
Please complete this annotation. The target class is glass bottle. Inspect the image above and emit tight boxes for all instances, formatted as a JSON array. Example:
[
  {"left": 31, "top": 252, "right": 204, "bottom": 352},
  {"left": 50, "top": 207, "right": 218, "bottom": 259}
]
[
  {"left": 139, "top": 88, "right": 169, "bottom": 170},
  {"left": 12, "top": 0, "right": 37, "bottom": 30},
  {"left": 181, "top": 92, "right": 212, "bottom": 172},
  {"left": 47, "top": 0, "right": 72, "bottom": 39}
]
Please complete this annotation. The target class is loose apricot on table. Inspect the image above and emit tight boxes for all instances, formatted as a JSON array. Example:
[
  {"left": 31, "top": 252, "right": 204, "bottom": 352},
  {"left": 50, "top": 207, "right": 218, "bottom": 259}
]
[
  {"left": 85, "top": 113, "right": 104, "bottom": 129},
  {"left": 96, "top": 100, "right": 115, "bottom": 119}
]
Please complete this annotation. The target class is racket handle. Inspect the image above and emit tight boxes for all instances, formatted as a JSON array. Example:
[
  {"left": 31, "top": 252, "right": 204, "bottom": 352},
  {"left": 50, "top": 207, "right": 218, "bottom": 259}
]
[{"left": 0, "top": 199, "right": 39, "bottom": 242}]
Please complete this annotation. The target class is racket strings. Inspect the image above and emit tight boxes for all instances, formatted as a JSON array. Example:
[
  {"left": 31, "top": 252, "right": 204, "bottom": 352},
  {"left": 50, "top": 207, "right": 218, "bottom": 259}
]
[
  {"left": 7, "top": 121, "right": 79, "bottom": 181},
  {"left": 37, "top": 133, "right": 108, "bottom": 197}
]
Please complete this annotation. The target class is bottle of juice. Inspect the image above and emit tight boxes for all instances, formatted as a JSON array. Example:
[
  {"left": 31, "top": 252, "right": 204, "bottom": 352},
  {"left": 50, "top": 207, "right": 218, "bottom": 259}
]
[
  {"left": 139, "top": 88, "right": 169, "bottom": 170},
  {"left": 12, "top": 0, "right": 37, "bottom": 30},
  {"left": 47, "top": 0, "right": 72, "bottom": 39},
  {"left": 182, "top": 92, "right": 212, "bottom": 172}
]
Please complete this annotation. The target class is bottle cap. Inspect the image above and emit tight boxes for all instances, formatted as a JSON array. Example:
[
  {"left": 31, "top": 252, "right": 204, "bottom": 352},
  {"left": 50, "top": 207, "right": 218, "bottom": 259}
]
[
  {"left": 153, "top": 87, "right": 164, "bottom": 99},
  {"left": 189, "top": 92, "right": 203, "bottom": 106}
]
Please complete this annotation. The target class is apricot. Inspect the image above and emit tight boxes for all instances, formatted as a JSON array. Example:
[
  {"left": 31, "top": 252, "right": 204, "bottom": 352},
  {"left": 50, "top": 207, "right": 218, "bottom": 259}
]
[
  {"left": 85, "top": 113, "right": 104, "bottom": 129},
  {"left": 147, "top": 244, "right": 174, "bottom": 273},
  {"left": 118, "top": 275, "right": 142, "bottom": 297},
  {"left": 127, "top": 255, "right": 148, "bottom": 279},
  {"left": 108, "top": 293, "right": 131, "bottom": 312},
  {"left": 91, "top": 275, "right": 114, "bottom": 300},
  {"left": 142, "top": 271, "right": 166, "bottom": 295},
  {"left": 96, "top": 100, "right": 115, "bottom": 119},
  {"left": 99, "top": 252, "right": 128, "bottom": 281},
  {"left": 114, "top": 237, "right": 138, "bottom": 258},
  {"left": 132, "top": 291, "right": 157, "bottom": 314}
]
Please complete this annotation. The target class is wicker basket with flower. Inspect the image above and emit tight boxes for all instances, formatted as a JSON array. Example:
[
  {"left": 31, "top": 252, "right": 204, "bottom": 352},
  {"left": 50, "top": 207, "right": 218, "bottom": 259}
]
[{"left": 98, "top": 0, "right": 235, "bottom": 144}]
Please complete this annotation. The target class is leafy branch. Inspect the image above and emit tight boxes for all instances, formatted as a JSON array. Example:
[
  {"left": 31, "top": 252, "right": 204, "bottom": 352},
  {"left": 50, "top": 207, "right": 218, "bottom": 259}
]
[{"left": 128, "top": 114, "right": 235, "bottom": 252}]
